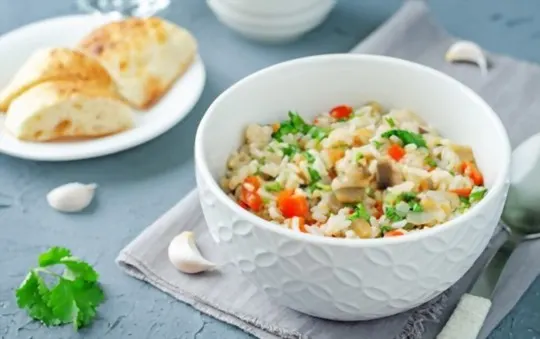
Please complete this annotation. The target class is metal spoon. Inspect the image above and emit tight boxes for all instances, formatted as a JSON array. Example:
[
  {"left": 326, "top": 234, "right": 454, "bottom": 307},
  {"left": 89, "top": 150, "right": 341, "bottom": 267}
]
[{"left": 438, "top": 133, "right": 540, "bottom": 339}]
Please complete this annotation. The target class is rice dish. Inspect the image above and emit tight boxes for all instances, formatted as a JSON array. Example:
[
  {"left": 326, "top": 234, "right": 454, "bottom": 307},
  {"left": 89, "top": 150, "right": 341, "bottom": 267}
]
[{"left": 221, "top": 102, "right": 487, "bottom": 239}]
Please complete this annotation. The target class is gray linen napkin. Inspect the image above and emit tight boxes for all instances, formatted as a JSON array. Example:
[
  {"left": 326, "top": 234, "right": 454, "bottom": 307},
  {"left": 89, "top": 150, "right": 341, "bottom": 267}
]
[{"left": 117, "top": 1, "right": 540, "bottom": 338}]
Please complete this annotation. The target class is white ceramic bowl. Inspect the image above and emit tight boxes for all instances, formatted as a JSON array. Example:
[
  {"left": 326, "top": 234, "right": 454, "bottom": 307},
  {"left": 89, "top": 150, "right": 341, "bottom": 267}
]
[
  {"left": 206, "top": 0, "right": 336, "bottom": 43},
  {"left": 195, "top": 54, "right": 511, "bottom": 321}
]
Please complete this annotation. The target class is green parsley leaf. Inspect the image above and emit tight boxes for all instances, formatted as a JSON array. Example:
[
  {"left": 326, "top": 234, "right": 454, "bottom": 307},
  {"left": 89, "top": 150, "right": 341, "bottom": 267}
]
[
  {"left": 373, "top": 140, "right": 383, "bottom": 149},
  {"left": 15, "top": 247, "right": 104, "bottom": 331},
  {"left": 424, "top": 156, "right": 437, "bottom": 168},
  {"left": 411, "top": 202, "right": 424, "bottom": 212},
  {"left": 385, "top": 206, "right": 404, "bottom": 222},
  {"left": 16, "top": 271, "right": 60, "bottom": 326},
  {"left": 264, "top": 182, "right": 282, "bottom": 192},
  {"left": 381, "top": 129, "right": 427, "bottom": 148},
  {"left": 348, "top": 203, "right": 371, "bottom": 221},
  {"left": 469, "top": 187, "right": 487, "bottom": 203},
  {"left": 386, "top": 117, "right": 396, "bottom": 128},
  {"left": 380, "top": 225, "right": 393, "bottom": 234},
  {"left": 282, "top": 144, "right": 300, "bottom": 156},
  {"left": 399, "top": 192, "right": 417, "bottom": 203},
  {"left": 303, "top": 151, "right": 315, "bottom": 164},
  {"left": 38, "top": 247, "right": 72, "bottom": 267},
  {"left": 309, "top": 126, "right": 330, "bottom": 141},
  {"left": 355, "top": 153, "right": 364, "bottom": 163},
  {"left": 314, "top": 182, "right": 332, "bottom": 191},
  {"left": 449, "top": 170, "right": 456, "bottom": 176},
  {"left": 60, "top": 257, "right": 99, "bottom": 283},
  {"left": 289, "top": 111, "right": 311, "bottom": 134},
  {"left": 308, "top": 167, "right": 321, "bottom": 183}
]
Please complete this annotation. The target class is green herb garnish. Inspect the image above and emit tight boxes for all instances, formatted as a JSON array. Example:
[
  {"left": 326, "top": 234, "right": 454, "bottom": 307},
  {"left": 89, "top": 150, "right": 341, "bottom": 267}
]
[
  {"left": 307, "top": 167, "right": 321, "bottom": 183},
  {"left": 380, "top": 225, "right": 394, "bottom": 234},
  {"left": 385, "top": 206, "right": 404, "bottom": 222},
  {"left": 386, "top": 117, "right": 396, "bottom": 128},
  {"left": 348, "top": 203, "right": 371, "bottom": 221},
  {"left": 425, "top": 156, "right": 437, "bottom": 167},
  {"left": 282, "top": 144, "right": 300, "bottom": 157},
  {"left": 309, "top": 126, "right": 330, "bottom": 141},
  {"left": 355, "top": 153, "right": 364, "bottom": 163},
  {"left": 373, "top": 140, "right": 383, "bottom": 149},
  {"left": 264, "top": 182, "right": 282, "bottom": 192},
  {"left": 314, "top": 182, "right": 331, "bottom": 191},
  {"left": 272, "top": 111, "right": 310, "bottom": 141},
  {"left": 381, "top": 129, "right": 427, "bottom": 148},
  {"left": 469, "top": 187, "right": 487, "bottom": 203},
  {"left": 411, "top": 202, "right": 424, "bottom": 212},
  {"left": 304, "top": 151, "right": 315, "bottom": 164},
  {"left": 399, "top": 192, "right": 417, "bottom": 203},
  {"left": 16, "top": 247, "right": 104, "bottom": 331}
]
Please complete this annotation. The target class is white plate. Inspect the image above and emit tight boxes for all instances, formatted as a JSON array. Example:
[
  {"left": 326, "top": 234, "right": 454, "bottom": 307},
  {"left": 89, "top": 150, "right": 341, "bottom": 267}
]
[{"left": 0, "top": 14, "right": 206, "bottom": 161}]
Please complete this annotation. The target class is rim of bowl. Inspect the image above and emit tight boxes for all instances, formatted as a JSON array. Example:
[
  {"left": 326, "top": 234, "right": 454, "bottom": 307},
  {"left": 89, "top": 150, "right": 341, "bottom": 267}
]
[
  {"left": 208, "top": 0, "right": 335, "bottom": 28},
  {"left": 211, "top": 0, "right": 335, "bottom": 20},
  {"left": 195, "top": 54, "right": 511, "bottom": 248}
]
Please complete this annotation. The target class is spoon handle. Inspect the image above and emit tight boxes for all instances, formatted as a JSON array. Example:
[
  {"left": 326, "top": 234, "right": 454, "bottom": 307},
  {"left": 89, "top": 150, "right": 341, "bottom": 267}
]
[
  {"left": 437, "top": 229, "right": 513, "bottom": 338},
  {"left": 436, "top": 294, "right": 491, "bottom": 339}
]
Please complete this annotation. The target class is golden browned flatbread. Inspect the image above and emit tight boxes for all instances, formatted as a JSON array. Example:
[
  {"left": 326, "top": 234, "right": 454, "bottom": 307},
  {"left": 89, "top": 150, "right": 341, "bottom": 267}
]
[
  {"left": 78, "top": 17, "right": 197, "bottom": 110},
  {"left": 0, "top": 47, "right": 115, "bottom": 112}
]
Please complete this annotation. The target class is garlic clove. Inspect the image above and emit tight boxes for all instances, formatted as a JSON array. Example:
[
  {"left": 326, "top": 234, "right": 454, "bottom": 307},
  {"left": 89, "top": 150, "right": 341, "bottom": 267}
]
[
  {"left": 445, "top": 40, "right": 488, "bottom": 74},
  {"left": 168, "top": 231, "right": 216, "bottom": 274},
  {"left": 46, "top": 182, "right": 97, "bottom": 213}
]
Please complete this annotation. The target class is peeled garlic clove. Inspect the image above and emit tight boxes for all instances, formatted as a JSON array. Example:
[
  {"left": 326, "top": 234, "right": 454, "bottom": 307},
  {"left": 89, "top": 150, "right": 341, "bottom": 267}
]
[
  {"left": 46, "top": 182, "right": 97, "bottom": 213},
  {"left": 168, "top": 231, "right": 216, "bottom": 274},
  {"left": 445, "top": 40, "right": 488, "bottom": 74}
]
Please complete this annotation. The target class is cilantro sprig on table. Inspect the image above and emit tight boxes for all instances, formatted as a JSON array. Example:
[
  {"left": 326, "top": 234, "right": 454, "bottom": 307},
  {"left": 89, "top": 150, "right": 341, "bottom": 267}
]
[{"left": 16, "top": 247, "right": 104, "bottom": 331}]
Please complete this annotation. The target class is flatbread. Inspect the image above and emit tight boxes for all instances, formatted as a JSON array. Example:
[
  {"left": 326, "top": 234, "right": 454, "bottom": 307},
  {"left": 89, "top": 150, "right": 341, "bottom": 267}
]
[
  {"left": 77, "top": 17, "right": 197, "bottom": 110},
  {"left": 5, "top": 80, "right": 133, "bottom": 141},
  {"left": 0, "top": 47, "right": 115, "bottom": 112}
]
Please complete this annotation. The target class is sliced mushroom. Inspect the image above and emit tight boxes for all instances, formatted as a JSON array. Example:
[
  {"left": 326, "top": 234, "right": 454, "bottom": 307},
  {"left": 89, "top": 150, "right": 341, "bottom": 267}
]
[
  {"left": 351, "top": 218, "right": 372, "bottom": 238},
  {"left": 328, "top": 193, "right": 344, "bottom": 213},
  {"left": 376, "top": 159, "right": 403, "bottom": 189},
  {"left": 331, "top": 165, "right": 373, "bottom": 203},
  {"left": 449, "top": 144, "right": 474, "bottom": 162},
  {"left": 333, "top": 187, "right": 365, "bottom": 204}
]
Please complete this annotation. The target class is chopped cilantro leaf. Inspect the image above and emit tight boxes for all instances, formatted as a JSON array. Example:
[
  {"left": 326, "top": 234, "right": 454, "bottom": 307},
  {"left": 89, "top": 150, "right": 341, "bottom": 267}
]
[
  {"left": 399, "top": 192, "right": 417, "bottom": 202},
  {"left": 469, "top": 187, "right": 487, "bottom": 203},
  {"left": 348, "top": 204, "right": 371, "bottom": 221},
  {"left": 380, "top": 225, "right": 393, "bottom": 234},
  {"left": 304, "top": 151, "right": 315, "bottom": 164},
  {"left": 425, "top": 156, "right": 437, "bottom": 167},
  {"left": 315, "top": 182, "right": 331, "bottom": 191},
  {"left": 264, "top": 182, "right": 282, "bottom": 192},
  {"left": 411, "top": 202, "right": 424, "bottom": 212},
  {"left": 289, "top": 111, "right": 311, "bottom": 134},
  {"left": 282, "top": 144, "right": 300, "bottom": 156},
  {"left": 385, "top": 206, "right": 404, "bottom": 222},
  {"left": 386, "top": 117, "right": 396, "bottom": 128},
  {"left": 309, "top": 126, "right": 330, "bottom": 141},
  {"left": 381, "top": 129, "right": 427, "bottom": 148},
  {"left": 307, "top": 167, "right": 321, "bottom": 183}
]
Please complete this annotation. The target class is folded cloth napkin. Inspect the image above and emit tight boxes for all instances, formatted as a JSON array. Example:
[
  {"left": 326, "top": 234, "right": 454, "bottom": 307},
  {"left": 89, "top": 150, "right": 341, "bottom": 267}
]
[{"left": 117, "top": 1, "right": 540, "bottom": 338}]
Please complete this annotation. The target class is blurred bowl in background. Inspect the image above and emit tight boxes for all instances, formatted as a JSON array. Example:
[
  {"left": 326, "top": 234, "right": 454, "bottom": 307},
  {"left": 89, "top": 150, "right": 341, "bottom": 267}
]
[{"left": 206, "top": 0, "right": 336, "bottom": 43}]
